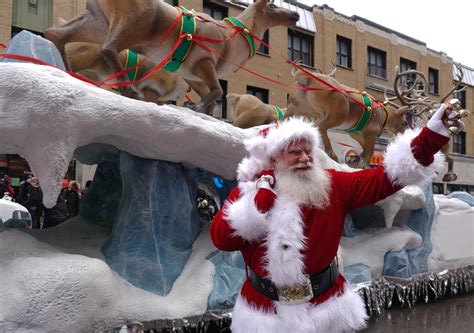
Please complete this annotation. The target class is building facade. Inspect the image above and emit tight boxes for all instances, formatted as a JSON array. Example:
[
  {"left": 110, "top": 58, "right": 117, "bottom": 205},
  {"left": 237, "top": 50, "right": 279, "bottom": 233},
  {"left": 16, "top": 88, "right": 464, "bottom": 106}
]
[{"left": 0, "top": 0, "right": 473, "bottom": 193}]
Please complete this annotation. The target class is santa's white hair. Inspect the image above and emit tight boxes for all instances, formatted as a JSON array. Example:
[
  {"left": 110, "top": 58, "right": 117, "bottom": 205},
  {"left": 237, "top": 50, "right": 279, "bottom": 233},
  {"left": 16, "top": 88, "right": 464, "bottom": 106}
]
[{"left": 237, "top": 117, "right": 323, "bottom": 182}]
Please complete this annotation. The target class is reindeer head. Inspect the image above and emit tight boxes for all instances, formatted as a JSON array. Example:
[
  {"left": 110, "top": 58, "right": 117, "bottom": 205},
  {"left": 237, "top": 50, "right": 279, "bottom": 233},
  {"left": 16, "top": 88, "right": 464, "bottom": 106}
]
[{"left": 249, "top": 0, "right": 300, "bottom": 28}]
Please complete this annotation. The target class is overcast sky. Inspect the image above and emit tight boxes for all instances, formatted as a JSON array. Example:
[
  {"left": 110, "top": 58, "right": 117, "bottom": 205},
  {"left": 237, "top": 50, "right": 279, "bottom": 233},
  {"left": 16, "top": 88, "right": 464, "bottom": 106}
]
[{"left": 297, "top": 0, "right": 474, "bottom": 68}]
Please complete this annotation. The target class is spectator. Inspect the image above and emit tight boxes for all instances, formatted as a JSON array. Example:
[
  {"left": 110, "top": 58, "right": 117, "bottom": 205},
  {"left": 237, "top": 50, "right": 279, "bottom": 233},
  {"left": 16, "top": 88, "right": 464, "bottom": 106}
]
[
  {"left": 1, "top": 175, "right": 16, "bottom": 199},
  {"left": 43, "top": 187, "right": 69, "bottom": 228},
  {"left": 65, "top": 181, "right": 81, "bottom": 218},
  {"left": 17, "top": 176, "right": 43, "bottom": 229},
  {"left": 81, "top": 180, "right": 92, "bottom": 196}
]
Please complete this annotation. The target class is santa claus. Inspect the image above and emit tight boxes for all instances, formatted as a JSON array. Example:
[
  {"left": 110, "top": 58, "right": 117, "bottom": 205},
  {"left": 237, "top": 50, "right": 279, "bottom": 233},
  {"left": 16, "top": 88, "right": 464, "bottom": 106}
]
[{"left": 210, "top": 102, "right": 460, "bottom": 332}]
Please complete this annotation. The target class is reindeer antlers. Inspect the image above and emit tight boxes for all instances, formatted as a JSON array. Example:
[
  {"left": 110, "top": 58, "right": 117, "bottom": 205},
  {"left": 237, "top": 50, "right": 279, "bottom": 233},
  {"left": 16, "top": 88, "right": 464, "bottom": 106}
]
[{"left": 385, "top": 66, "right": 434, "bottom": 115}]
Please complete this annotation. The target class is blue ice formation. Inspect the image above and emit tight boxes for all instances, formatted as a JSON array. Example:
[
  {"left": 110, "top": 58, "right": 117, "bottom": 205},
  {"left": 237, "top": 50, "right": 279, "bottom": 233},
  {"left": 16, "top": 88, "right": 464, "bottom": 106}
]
[
  {"left": 0, "top": 30, "right": 65, "bottom": 69},
  {"left": 343, "top": 264, "right": 372, "bottom": 283},
  {"left": 383, "top": 183, "right": 434, "bottom": 277},
  {"left": 447, "top": 191, "right": 474, "bottom": 206},
  {"left": 100, "top": 152, "right": 206, "bottom": 295},
  {"left": 207, "top": 251, "right": 245, "bottom": 309}
]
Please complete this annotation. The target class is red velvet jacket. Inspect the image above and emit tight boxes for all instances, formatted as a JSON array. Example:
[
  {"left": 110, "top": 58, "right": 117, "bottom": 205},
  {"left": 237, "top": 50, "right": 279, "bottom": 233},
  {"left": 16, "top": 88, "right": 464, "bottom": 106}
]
[{"left": 210, "top": 127, "right": 449, "bottom": 313}]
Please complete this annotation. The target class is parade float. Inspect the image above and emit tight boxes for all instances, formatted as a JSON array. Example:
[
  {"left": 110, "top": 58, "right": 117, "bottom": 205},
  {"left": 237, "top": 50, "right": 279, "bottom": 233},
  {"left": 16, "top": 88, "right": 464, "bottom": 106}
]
[{"left": 0, "top": 2, "right": 473, "bottom": 332}]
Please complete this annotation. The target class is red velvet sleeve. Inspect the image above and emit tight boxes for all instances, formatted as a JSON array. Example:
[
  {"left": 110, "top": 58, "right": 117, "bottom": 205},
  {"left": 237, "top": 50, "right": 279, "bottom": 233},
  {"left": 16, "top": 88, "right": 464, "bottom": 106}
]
[
  {"left": 209, "top": 187, "right": 246, "bottom": 251},
  {"left": 333, "top": 166, "right": 402, "bottom": 213},
  {"left": 411, "top": 127, "right": 450, "bottom": 166}
]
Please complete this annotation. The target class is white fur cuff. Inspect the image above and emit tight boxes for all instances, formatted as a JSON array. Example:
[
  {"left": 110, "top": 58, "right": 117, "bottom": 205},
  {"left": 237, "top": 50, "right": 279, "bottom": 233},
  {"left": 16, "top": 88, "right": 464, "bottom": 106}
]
[
  {"left": 224, "top": 185, "right": 268, "bottom": 242},
  {"left": 384, "top": 129, "right": 445, "bottom": 187}
]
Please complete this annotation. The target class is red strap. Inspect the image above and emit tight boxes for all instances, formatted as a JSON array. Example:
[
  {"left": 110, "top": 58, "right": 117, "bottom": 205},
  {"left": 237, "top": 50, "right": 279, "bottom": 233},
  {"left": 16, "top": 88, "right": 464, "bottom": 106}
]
[
  {"left": 191, "top": 36, "right": 331, "bottom": 92},
  {"left": 99, "top": 9, "right": 184, "bottom": 84},
  {"left": 248, "top": 30, "right": 370, "bottom": 109},
  {"left": 104, "top": 34, "right": 186, "bottom": 87},
  {"left": 0, "top": 53, "right": 100, "bottom": 86}
]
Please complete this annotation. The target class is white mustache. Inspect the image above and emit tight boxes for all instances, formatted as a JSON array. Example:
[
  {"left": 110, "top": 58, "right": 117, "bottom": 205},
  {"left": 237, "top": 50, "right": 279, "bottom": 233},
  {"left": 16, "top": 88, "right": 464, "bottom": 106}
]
[{"left": 290, "top": 162, "right": 312, "bottom": 170}]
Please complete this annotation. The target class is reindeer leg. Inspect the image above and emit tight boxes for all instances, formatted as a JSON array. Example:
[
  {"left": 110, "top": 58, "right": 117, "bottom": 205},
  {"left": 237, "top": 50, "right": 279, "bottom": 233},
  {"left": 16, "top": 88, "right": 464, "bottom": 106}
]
[
  {"left": 353, "top": 133, "right": 376, "bottom": 169},
  {"left": 442, "top": 145, "right": 457, "bottom": 181},
  {"left": 45, "top": 8, "right": 107, "bottom": 70},
  {"left": 191, "top": 58, "right": 223, "bottom": 115},
  {"left": 184, "top": 80, "right": 209, "bottom": 110},
  {"left": 319, "top": 128, "right": 338, "bottom": 162},
  {"left": 140, "top": 85, "right": 164, "bottom": 104},
  {"left": 100, "top": 21, "right": 140, "bottom": 100}
]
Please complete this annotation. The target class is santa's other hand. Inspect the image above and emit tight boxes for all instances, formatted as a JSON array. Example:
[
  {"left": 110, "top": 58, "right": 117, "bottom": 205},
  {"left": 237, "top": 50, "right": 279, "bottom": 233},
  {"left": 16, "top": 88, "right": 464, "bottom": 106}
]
[{"left": 427, "top": 103, "right": 450, "bottom": 137}]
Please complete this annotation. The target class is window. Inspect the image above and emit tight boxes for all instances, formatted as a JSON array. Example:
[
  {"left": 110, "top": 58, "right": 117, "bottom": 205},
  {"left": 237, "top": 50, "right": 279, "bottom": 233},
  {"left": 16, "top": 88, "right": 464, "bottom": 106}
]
[
  {"left": 164, "top": 0, "right": 178, "bottom": 5},
  {"left": 447, "top": 184, "right": 469, "bottom": 193},
  {"left": 11, "top": 26, "right": 43, "bottom": 38},
  {"left": 367, "top": 47, "right": 386, "bottom": 79},
  {"left": 203, "top": 1, "right": 228, "bottom": 20},
  {"left": 257, "top": 30, "right": 269, "bottom": 55},
  {"left": 400, "top": 58, "right": 417, "bottom": 88},
  {"left": 336, "top": 35, "right": 352, "bottom": 68},
  {"left": 453, "top": 87, "right": 466, "bottom": 109},
  {"left": 212, "top": 80, "right": 228, "bottom": 119},
  {"left": 428, "top": 67, "right": 439, "bottom": 94},
  {"left": 12, "top": 0, "right": 52, "bottom": 34},
  {"left": 453, "top": 131, "right": 466, "bottom": 154},
  {"left": 432, "top": 183, "right": 444, "bottom": 194},
  {"left": 469, "top": 185, "right": 474, "bottom": 195},
  {"left": 288, "top": 29, "right": 314, "bottom": 67},
  {"left": 247, "top": 86, "right": 269, "bottom": 104}
]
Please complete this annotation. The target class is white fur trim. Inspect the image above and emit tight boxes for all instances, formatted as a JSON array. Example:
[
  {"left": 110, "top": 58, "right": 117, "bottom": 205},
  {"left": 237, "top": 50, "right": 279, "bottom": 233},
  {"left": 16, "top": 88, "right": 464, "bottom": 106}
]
[
  {"left": 264, "top": 196, "right": 307, "bottom": 286},
  {"left": 237, "top": 117, "right": 322, "bottom": 182},
  {"left": 224, "top": 181, "right": 268, "bottom": 242},
  {"left": 231, "top": 283, "right": 368, "bottom": 333},
  {"left": 236, "top": 156, "right": 270, "bottom": 183},
  {"left": 383, "top": 128, "right": 445, "bottom": 187},
  {"left": 244, "top": 130, "right": 270, "bottom": 157},
  {"left": 231, "top": 295, "right": 281, "bottom": 333},
  {"left": 266, "top": 117, "right": 322, "bottom": 159}
]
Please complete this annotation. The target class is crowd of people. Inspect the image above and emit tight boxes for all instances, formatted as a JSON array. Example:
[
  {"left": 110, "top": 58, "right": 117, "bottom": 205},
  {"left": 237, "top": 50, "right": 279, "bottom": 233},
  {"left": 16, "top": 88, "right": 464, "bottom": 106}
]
[{"left": 0, "top": 174, "right": 90, "bottom": 229}]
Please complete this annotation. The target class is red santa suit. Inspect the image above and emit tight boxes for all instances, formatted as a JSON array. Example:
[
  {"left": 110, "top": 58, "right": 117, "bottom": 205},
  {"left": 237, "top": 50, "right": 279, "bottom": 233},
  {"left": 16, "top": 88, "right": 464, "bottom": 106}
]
[{"left": 210, "top": 115, "right": 449, "bottom": 332}]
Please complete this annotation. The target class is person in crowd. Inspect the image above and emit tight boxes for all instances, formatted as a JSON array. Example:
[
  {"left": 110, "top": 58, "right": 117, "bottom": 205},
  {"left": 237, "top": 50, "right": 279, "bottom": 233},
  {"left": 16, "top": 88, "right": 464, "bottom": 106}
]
[
  {"left": 210, "top": 102, "right": 462, "bottom": 332},
  {"left": 2, "top": 191, "right": 13, "bottom": 201},
  {"left": 1, "top": 175, "right": 16, "bottom": 199},
  {"left": 81, "top": 180, "right": 92, "bottom": 196},
  {"left": 43, "top": 183, "right": 69, "bottom": 229},
  {"left": 17, "top": 175, "right": 43, "bottom": 229},
  {"left": 65, "top": 180, "right": 81, "bottom": 218}
]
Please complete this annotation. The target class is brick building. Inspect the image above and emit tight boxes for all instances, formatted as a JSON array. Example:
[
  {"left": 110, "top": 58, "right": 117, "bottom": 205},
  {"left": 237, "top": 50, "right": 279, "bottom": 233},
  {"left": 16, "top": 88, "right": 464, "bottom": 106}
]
[{"left": 1, "top": 0, "right": 473, "bottom": 193}]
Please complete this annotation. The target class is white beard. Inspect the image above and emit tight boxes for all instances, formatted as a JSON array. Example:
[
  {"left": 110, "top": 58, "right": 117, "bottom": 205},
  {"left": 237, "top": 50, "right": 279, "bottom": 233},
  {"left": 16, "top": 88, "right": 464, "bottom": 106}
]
[{"left": 274, "top": 161, "right": 331, "bottom": 208}]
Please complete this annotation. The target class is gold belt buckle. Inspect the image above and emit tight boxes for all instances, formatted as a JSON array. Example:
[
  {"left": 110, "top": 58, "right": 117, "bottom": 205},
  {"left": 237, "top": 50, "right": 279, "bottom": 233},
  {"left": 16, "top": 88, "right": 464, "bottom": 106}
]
[{"left": 277, "top": 275, "right": 314, "bottom": 305}]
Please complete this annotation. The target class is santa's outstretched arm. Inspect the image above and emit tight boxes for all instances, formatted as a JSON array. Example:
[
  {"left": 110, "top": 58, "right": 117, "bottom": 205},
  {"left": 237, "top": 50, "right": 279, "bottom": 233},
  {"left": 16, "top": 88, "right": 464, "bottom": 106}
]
[{"left": 383, "top": 102, "right": 461, "bottom": 187}]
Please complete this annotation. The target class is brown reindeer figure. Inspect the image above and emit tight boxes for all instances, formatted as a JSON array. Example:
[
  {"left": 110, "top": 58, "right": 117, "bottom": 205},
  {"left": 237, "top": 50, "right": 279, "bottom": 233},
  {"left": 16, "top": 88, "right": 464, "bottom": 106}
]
[
  {"left": 286, "top": 67, "right": 410, "bottom": 168},
  {"left": 45, "top": 0, "right": 299, "bottom": 114},
  {"left": 227, "top": 93, "right": 286, "bottom": 128},
  {"left": 65, "top": 42, "right": 190, "bottom": 103}
]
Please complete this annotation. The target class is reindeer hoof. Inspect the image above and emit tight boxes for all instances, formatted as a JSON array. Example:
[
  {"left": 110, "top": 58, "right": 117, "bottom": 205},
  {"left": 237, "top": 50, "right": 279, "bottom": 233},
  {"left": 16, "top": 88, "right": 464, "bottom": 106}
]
[
  {"left": 442, "top": 173, "right": 458, "bottom": 182},
  {"left": 121, "top": 86, "right": 140, "bottom": 100},
  {"left": 183, "top": 101, "right": 197, "bottom": 110}
]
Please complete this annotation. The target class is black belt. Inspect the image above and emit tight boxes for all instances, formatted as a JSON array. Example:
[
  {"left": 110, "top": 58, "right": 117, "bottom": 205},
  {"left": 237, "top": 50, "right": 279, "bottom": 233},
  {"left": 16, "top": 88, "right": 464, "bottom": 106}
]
[{"left": 248, "top": 259, "right": 339, "bottom": 303}]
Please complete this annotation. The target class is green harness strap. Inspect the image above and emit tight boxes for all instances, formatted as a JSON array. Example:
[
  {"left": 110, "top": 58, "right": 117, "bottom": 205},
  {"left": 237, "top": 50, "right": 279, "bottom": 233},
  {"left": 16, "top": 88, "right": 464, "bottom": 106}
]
[
  {"left": 273, "top": 105, "right": 284, "bottom": 120},
  {"left": 124, "top": 50, "right": 139, "bottom": 81},
  {"left": 224, "top": 17, "right": 256, "bottom": 59},
  {"left": 163, "top": 7, "right": 196, "bottom": 72},
  {"left": 346, "top": 92, "right": 373, "bottom": 134}
]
